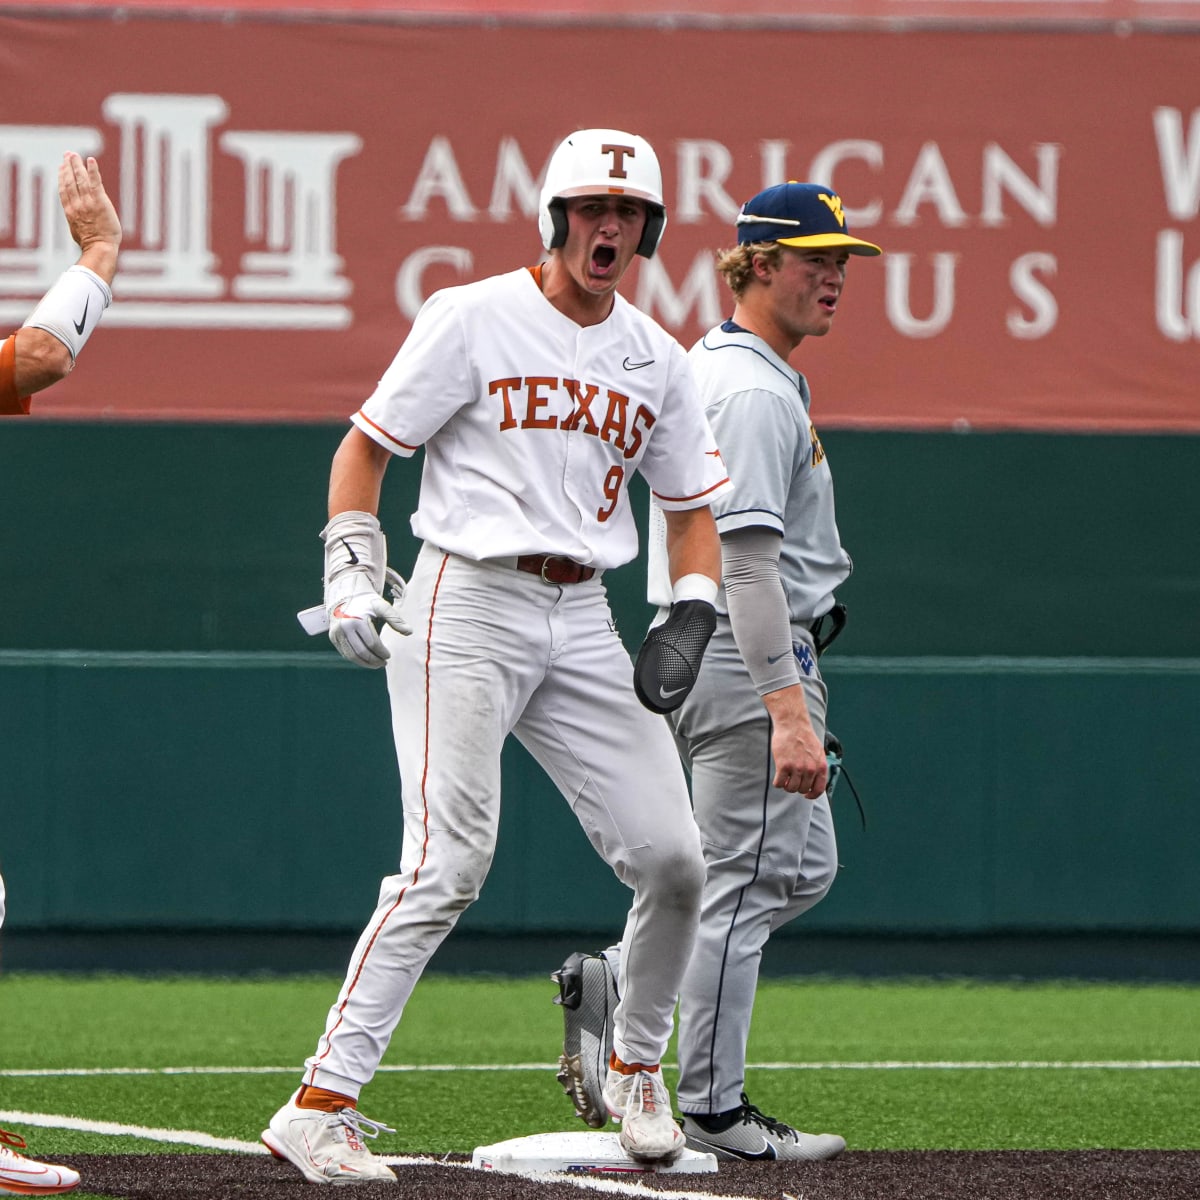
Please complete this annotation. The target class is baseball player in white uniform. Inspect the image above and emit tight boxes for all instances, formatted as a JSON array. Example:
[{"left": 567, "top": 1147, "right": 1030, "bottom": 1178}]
[
  {"left": 553, "top": 182, "right": 880, "bottom": 1162},
  {"left": 262, "top": 129, "right": 731, "bottom": 1183}
]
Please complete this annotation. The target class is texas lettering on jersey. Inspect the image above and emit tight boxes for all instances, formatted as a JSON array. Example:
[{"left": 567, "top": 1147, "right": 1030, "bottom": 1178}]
[
  {"left": 490, "top": 375, "right": 656, "bottom": 460},
  {"left": 354, "top": 270, "right": 729, "bottom": 568}
]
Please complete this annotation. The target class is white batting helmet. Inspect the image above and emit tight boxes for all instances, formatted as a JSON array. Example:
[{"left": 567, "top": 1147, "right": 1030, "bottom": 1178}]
[{"left": 538, "top": 128, "right": 667, "bottom": 259}]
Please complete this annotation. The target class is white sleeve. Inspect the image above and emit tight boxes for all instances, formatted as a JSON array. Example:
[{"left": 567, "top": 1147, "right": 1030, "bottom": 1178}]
[
  {"left": 22, "top": 265, "right": 112, "bottom": 361},
  {"left": 353, "top": 289, "right": 473, "bottom": 456},
  {"left": 723, "top": 525, "right": 801, "bottom": 695}
]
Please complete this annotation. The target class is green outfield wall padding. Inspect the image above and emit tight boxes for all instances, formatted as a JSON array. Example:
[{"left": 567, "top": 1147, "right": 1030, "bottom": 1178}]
[
  {"left": 0, "top": 424, "right": 1196, "bottom": 658},
  {"left": 1, "top": 426, "right": 1197, "bottom": 935},
  {"left": 1, "top": 651, "right": 1197, "bottom": 935}
]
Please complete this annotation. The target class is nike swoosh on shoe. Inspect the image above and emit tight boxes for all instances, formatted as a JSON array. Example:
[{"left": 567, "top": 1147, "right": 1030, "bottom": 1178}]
[{"left": 690, "top": 1134, "right": 778, "bottom": 1161}]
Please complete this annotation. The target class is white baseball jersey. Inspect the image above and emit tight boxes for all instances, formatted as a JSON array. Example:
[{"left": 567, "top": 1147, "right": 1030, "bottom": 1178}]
[
  {"left": 353, "top": 268, "right": 731, "bottom": 570},
  {"left": 648, "top": 321, "right": 851, "bottom": 619}
]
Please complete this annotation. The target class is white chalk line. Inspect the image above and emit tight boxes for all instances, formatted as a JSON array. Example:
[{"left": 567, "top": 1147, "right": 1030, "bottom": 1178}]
[
  {"left": 5, "top": 1063, "right": 1195, "bottom": 1198},
  {"left": 0, "top": 1109, "right": 750, "bottom": 1200},
  {"left": 0, "top": 1109, "right": 271, "bottom": 1155},
  {"left": 3, "top": 1060, "right": 1198, "bottom": 1078},
  {"left": 11, "top": 1065, "right": 1200, "bottom": 1195}
]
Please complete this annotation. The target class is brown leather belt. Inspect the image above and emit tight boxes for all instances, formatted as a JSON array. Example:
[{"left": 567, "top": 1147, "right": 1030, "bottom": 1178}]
[{"left": 516, "top": 555, "right": 596, "bottom": 585}]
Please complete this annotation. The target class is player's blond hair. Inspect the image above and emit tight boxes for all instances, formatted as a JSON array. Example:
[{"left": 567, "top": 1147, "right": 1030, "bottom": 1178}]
[{"left": 715, "top": 241, "right": 785, "bottom": 300}]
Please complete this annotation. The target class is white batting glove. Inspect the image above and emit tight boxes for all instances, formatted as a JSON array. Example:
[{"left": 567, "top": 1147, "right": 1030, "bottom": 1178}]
[
  {"left": 326, "top": 569, "right": 411, "bottom": 669},
  {"left": 321, "top": 511, "right": 411, "bottom": 669}
]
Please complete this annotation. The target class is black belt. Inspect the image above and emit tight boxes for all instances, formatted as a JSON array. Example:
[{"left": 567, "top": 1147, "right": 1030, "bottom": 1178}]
[
  {"left": 809, "top": 603, "right": 847, "bottom": 657},
  {"left": 516, "top": 555, "right": 596, "bottom": 585}
]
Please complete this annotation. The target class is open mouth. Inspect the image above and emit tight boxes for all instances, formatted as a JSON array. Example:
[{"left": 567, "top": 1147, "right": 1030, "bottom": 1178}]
[{"left": 592, "top": 244, "right": 617, "bottom": 273}]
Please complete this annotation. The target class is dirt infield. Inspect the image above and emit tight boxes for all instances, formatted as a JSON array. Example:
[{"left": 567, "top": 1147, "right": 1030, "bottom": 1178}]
[{"left": 63, "top": 1150, "right": 1200, "bottom": 1199}]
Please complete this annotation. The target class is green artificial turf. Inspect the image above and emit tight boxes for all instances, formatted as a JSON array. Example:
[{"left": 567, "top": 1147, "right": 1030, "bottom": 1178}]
[{"left": 1, "top": 973, "right": 1197, "bottom": 1161}]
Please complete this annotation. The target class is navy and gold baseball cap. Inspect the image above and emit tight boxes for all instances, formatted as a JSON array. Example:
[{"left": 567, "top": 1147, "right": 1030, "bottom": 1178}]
[{"left": 736, "top": 181, "right": 882, "bottom": 256}]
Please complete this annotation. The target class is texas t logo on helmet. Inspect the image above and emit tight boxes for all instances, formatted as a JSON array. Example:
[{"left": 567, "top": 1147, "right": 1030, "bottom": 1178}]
[
  {"left": 598, "top": 141, "right": 637, "bottom": 181},
  {"left": 735, "top": 181, "right": 882, "bottom": 256},
  {"left": 538, "top": 128, "right": 668, "bottom": 259}
]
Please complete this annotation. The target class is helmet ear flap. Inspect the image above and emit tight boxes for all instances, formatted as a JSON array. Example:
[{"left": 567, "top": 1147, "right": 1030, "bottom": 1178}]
[
  {"left": 542, "top": 197, "right": 664, "bottom": 258},
  {"left": 637, "top": 205, "right": 667, "bottom": 258},
  {"left": 540, "top": 197, "right": 569, "bottom": 251}
]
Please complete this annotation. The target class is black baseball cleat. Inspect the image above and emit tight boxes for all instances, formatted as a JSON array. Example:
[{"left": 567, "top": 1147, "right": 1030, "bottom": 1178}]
[{"left": 551, "top": 949, "right": 620, "bottom": 1129}]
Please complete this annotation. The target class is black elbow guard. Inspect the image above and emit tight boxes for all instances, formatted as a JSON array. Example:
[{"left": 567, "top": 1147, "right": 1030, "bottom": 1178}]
[{"left": 633, "top": 599, "right": 717, "bottom": 714}]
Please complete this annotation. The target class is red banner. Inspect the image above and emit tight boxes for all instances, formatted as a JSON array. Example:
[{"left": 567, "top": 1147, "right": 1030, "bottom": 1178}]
[
  {"left": 13, "top": 0, "right": 1200, "bottom": 23},
  {"left": 2, "top": 13, "right": 1198, "bottom": 429}
]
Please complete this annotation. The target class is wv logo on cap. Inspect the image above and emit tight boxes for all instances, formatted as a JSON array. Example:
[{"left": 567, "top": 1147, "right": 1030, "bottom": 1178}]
[{"left": 819, "top": 193, "right": 847, "bottom": 227}]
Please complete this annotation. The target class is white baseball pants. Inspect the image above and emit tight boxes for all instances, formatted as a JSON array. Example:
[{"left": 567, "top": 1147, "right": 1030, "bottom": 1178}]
[{"left": 303, "top": 543, "right": 705, "bottom": 1098}]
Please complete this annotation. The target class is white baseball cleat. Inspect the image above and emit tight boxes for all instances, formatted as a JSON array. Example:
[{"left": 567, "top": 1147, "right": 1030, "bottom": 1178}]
[
  {"left": 262, "top": 1092, "right": 397, "bottom": 1186},
  {"left": 602, "top": 1067, "right": 685, "bottom": 1165},
  {"left": 0, "top": 1128, "right": 80, "bottom": 1195},
  {"left": 680, "top": 1093, "right": 845, "bottom": 1162}
]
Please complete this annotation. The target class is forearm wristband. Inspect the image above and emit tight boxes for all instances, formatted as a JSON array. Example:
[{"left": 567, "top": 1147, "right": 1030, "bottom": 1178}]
[
  {"left": 672, "top": 572, "right": 718, "bottom": 605},
  {"left": 22, "top": 265, "right": 112, "bottom": 361},
  {"left": 321, "top": 510, "right": 387, "bottom": 593}
]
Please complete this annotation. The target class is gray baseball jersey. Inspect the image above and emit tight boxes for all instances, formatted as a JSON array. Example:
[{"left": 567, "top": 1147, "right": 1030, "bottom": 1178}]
[
  {"left": 650, "top": 318, "right": 845, "bottom": 1117},
  {"left": 648, "top": 321, "right": 850, "bottom": 620}
]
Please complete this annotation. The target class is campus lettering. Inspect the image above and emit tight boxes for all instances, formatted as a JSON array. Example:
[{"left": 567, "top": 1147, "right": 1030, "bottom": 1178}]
[{"left": 397, "top": 134, "right": 1064, "bottom": 341}]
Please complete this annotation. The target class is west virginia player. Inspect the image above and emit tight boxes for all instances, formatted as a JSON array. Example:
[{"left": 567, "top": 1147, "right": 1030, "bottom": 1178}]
[{"left": 555, "top": 182, "right": 881, "bottom": 1162}]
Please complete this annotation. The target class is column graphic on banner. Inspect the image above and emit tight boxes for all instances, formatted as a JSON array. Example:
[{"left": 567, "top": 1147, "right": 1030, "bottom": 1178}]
[
  {"left": 102, "top": 93, "right": 226, "bottom": 298},
  {"left": 222, "top": 131, "right": 362, "bottom": 300},
  {"left": 0, "top": 126, "right": 104, "bottom": 290},
  {"left": 0, "top": 94, "right": 361, "bottom": 329}
]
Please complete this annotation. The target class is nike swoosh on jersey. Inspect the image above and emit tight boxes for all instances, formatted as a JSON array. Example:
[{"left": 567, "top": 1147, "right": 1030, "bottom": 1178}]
[
  {"left": 73, "top": 298, "right": 89, "bottom": 335},
  {"left": 766, "top": 652, "right": 789, "bottom": 664},
  {"left": 622, "top": 356, "right": 654, "bottom": 370}
]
